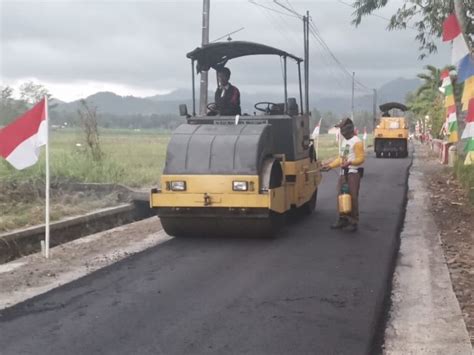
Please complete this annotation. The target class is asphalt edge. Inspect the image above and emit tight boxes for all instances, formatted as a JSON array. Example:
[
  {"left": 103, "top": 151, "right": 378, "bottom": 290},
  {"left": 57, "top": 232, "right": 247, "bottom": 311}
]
[
  {"left": 0, "top": 227, "right": 170, "bottom": 314},
  {"left": 370, "top": 146, "right": 415, "bottom": 355}
]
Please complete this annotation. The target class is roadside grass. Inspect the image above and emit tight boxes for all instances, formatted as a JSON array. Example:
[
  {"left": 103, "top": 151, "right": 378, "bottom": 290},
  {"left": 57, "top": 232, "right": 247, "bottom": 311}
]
[
  {"left": 0, "top": 128, "right": 170, "bottom": 187},
  {"left": 454, "top": 159, "right": 474, "bottom": 204},
  {"left": 1, "top": 130, "right": 365, "bottom": 187},
  {"left": 0, "top": 130, "right": 371, "bottom": 232},
  {"left": 1, "top": 128, "right": 170, "bottom": 232},
  {"left": 316, "top": 134, "right": 374, "bottom": 162}
]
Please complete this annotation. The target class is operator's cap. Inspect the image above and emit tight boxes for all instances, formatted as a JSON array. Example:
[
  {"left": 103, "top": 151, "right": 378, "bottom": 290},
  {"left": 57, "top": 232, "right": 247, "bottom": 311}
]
[{"left": 335, "top": 117, "right": 353, "bottom": 128}]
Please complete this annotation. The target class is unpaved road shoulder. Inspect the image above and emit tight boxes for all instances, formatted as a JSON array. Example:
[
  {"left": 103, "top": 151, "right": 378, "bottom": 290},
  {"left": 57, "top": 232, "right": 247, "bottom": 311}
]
[{"left": 0, "top": 218, "right": 167, "bottom": 310}]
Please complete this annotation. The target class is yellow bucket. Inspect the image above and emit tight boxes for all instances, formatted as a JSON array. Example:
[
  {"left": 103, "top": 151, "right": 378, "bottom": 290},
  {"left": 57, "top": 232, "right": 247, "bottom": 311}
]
[{"left": 338, "top": 193, "right": 352, "bottom": 214}]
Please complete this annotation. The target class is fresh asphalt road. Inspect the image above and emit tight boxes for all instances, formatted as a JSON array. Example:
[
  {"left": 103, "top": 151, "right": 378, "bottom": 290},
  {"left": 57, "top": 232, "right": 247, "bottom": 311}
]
[{"left": 0, "top": 152, "right": 412, "bottom": 355}]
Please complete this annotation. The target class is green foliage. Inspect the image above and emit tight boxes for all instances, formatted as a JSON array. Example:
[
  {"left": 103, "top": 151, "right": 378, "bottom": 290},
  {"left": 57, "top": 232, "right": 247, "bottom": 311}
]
[
  {"left": 0, "top": 86, "right": 28, "bottom": 125},
  {"left": 454, "top": 158, "right": 474, "bottom": 204},
  {"left": 351, "top": 0, "right": 474, "bottom": 59},
  {"left": 416, "top": 65, "right": 455, "bottom": 96},
  {"left": 0, "top": 82, "right": 54, "bottom": 126},
  {"left": 19, "top": 81, "right": 51, "bottom": 105},
  {"left": 407, "top": 65, "right": 463, "bottom": 138},
  {"left": 320, "top": 111, "right": 339, "bottom": 133},
  {"left": 0, "top": 129, "right": 170, "bottom": 188},
  {"left": 353, "top": 111, "right": 374, "bottom": 132}
]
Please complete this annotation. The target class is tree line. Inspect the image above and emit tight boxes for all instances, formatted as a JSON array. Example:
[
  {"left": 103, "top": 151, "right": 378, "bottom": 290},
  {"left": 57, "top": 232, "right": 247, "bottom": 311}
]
[{"left": 0, "top": 82, "right": 184, "bottom": 130}]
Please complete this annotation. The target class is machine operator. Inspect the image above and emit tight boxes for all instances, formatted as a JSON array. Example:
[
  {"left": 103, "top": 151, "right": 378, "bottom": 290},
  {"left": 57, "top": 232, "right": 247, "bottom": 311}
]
[{"left": 214, "top": 67, "right": 241, "bottom": 116}]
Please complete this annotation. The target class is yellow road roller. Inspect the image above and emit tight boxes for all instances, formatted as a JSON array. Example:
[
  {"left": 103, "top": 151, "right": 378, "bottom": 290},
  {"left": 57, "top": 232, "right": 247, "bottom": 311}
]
[
  {"left": 374, "top": 102, "right": 409, "bottom": 158},
  {"left": 150, "top": 41, "right": 322, "bottom": 237}
]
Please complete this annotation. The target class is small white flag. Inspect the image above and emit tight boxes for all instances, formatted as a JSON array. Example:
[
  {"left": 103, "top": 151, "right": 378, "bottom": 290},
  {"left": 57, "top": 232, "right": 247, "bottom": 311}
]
[
  {"left": 311, "top": 119, "right": 322, "bottom": 139},
  {"left": 311, "top": 125, "right": 320, "bottom": 139}
]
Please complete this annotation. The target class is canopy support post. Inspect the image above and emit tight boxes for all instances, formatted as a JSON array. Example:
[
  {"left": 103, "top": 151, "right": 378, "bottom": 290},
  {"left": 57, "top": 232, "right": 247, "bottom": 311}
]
[
  {"left": 297, "top": 61, "right": 303, "bottom": 115},
  {"left": 191, "top": 60, "right": 196, "bottom": 116},
  {"left": 283, "top": 56, "right": 288, "bottom": 115}
]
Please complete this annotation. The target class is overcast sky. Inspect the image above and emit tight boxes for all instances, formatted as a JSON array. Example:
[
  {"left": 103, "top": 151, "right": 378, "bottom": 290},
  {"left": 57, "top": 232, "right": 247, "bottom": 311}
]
[{"left": 0, "top": 0, "right": 451, "bottom": 102}]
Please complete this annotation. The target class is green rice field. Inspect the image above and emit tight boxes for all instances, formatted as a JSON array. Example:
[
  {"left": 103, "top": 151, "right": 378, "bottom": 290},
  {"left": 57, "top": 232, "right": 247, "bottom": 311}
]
[
  {"left": 1, "top": 129, "right": 367, "bottom": 187},
  {"left": 0, "top": 129, "right": 372, "bottom": 232}
]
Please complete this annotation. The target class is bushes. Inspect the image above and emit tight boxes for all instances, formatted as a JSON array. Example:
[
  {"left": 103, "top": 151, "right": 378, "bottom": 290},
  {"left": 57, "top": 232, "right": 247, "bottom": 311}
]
[{"left": 454, "top": 159, "right": 474, "bottom": 204}]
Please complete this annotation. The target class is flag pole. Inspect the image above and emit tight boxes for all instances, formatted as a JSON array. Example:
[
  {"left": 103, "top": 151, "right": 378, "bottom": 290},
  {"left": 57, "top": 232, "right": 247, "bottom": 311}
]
[
  {"left": 316, "top": 118, "right": 321, "bottom": 159},
  {"left": 338, "top": 128, "right": 342, "bottom": 156},
  {"left": 363, "top": 127, "right": 367, "bottom": 150},
  {"left": 45, "top": 96, "right": 50, "bottom": 259}
]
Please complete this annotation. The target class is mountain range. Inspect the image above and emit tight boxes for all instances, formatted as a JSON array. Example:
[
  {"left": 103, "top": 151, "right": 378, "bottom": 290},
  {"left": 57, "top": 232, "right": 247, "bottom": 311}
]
[{"left": 53, "top": 77, "right": 421, "bottom": 116}]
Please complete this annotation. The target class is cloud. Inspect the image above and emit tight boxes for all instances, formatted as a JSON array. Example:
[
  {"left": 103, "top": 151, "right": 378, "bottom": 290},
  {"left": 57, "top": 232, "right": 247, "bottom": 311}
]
[{"left": 0, "top": 0, "right": 450, "bottom": 101}]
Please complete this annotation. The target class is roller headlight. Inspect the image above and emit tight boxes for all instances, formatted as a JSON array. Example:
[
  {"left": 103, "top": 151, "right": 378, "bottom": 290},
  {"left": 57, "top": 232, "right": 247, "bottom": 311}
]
[
  {"left": 170, "top": 181, "right": 186, "bottom": 191},
  {"left": 233, "top": 181, "right": 248, "bottom": 191}
]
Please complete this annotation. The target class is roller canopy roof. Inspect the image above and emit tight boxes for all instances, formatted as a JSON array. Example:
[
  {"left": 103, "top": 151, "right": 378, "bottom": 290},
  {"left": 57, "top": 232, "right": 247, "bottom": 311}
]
[
  {"left": 186, "top": 41, "right": 303, "bottom": 72},
  {"left": 379, "top": 102, "right": 408, "bottom": 112}
]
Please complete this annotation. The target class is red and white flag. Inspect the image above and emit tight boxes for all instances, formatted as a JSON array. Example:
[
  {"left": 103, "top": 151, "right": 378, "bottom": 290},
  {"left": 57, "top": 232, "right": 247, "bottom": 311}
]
[
  {"left": 0, "top": 99, "right": 48, "bottom": 170},
  {"left": 443, "top": 13, "right": 470, "bottom": 65}
]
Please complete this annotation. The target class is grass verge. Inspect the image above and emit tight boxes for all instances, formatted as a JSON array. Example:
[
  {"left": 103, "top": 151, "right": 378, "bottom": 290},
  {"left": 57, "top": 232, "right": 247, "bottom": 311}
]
[
  {"left": 0, "top": 130, "right": 370, "bottom": 232},
  {"left": 454, "top": 158, "right": 474, "bottom": 204}
]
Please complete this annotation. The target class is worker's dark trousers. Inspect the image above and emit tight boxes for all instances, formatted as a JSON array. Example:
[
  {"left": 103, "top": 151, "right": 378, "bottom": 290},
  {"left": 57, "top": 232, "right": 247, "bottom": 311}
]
[{"left": 337, "top": 172, "right": 361, "bottom": 225}]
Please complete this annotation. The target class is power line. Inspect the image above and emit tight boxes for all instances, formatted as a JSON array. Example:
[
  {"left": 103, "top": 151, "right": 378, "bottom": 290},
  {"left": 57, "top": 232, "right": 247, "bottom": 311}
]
[
  {"left": 272, "top": 0, "right": 373, "bottom": 92},
  {"left": 248, "top": 0, "right": 300, "bottom": 19},
  {"left": 273, "top": 0, "right": 302, "bottom": 19},
  {"left": 250, "top": 1, "right": 301, "bottom": 50},
  {"left": 334, "top": 0, "right": 417, "bottom": 31},
  {"left": 257, "top": 1, "right": 353, "bottom": 93},
  {"left": 308, "top": 20, "right": 371, "bottom": 92},
  {"left": 249, "top": 0, "right": 373, "bottom": 98}
]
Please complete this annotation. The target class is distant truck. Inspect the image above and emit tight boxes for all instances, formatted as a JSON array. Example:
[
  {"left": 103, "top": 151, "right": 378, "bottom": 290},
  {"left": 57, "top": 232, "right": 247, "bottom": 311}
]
[{"left": 374, "top": 102, "right": 409, "bottom": 158}]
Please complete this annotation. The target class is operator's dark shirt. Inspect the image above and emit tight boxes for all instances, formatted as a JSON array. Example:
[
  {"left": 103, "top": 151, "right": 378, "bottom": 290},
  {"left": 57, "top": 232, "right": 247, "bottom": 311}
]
[{"left": 215, "top": 83, "right": 241, "bottom": 116}]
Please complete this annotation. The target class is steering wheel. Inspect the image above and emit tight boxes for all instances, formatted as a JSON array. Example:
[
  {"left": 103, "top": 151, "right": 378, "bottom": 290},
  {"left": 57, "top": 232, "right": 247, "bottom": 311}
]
[
  {"left": 254, "top": 102, "right": 278, "bottom": 114},
  {"left": 207, "top": 102, "right": 219, "bottom": 115}
]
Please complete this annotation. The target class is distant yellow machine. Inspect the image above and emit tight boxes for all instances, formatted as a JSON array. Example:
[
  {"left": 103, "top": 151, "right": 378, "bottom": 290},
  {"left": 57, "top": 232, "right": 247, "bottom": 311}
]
[
  {"left": 150, "top": 41, "right": 322, "bottom": 237},
  {"left": 374, "top": 102, "right": 409, "bottom": 158}
]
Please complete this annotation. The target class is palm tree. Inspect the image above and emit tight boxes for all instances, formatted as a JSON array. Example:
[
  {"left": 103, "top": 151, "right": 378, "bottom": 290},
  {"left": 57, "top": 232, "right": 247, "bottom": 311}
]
[
  {"left": 416, "top": 65, "right": 456, "bottom": 97},
  {"left": 412, "top": 64, "right": 467, "bottom": 138}
]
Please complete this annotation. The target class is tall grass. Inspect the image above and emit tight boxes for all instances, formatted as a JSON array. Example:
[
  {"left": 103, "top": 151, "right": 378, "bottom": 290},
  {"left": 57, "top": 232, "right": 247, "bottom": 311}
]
[
  {"left": 0, "top": 130, "right": 373, "bottom": 231},
  {"left": 0, "top": 130, "right": 372, "bottom": 187},
  {"left": 454, "top": 158, "right": 474, "bottom": 204},
  {"left": 0, "top": 129, "right": 170, "bottom": 187}
]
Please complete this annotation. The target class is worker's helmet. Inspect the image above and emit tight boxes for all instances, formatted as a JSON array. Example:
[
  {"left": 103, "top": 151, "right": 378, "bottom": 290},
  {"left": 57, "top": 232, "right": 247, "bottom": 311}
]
[{"left": 335, "top": 118, "right": 354, "bottom": 136}]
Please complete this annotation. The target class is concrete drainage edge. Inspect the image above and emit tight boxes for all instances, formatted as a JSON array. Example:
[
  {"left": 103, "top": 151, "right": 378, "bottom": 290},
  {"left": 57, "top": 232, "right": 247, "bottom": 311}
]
[{"left": 0, "top": 200, "right": 154, "bottom": 264}]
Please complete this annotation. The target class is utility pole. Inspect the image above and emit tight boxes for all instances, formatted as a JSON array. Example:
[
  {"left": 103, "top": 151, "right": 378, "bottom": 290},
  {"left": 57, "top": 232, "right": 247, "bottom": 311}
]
[
  {"left": 351, "top": 72, "right": 355, "bottom": 121},
  {"left": 199, "top": 0, "right": 210, "bottom": 115},
  {"left": 372, "top": 88, "right": 377, "bottom": 132},
  {"left": 304, "top": 11, "right": 310, "bottom": 115}
]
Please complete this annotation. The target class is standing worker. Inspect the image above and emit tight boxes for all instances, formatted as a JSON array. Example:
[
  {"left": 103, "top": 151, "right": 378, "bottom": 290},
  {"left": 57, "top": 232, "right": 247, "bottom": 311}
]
[{"left": 322, "top": 118, "right": 365, "bottom": 232}]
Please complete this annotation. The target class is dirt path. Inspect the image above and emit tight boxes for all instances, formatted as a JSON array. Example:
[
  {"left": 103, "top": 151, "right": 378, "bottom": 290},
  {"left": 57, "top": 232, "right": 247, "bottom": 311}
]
[{"left": 420, "top": 144, "right": 474, "bottom": 345}]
